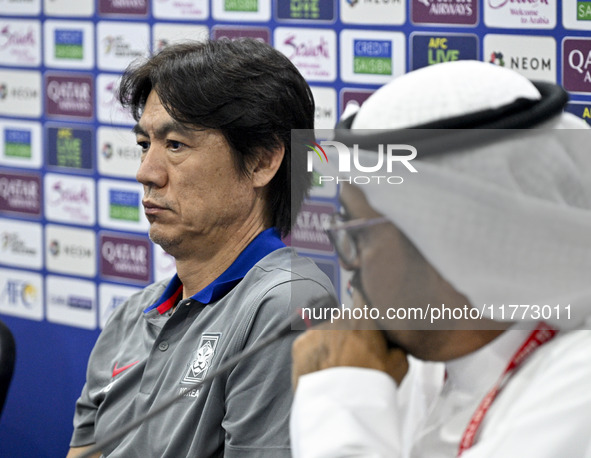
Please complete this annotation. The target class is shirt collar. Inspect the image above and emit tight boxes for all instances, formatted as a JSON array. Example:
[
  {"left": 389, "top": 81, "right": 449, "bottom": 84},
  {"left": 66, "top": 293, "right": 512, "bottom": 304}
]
[
  {"left": 444, "top": 322, "right": 537, "bottom": 394},
  {"left": 145, "top": 228, "right": 285, "bottom": 315}
]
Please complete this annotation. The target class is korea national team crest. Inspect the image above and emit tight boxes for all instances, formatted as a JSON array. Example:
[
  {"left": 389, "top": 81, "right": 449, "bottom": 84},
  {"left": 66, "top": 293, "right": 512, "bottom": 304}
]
[{"left": 181, "top": 333, "right": 221, "bottom": 388}]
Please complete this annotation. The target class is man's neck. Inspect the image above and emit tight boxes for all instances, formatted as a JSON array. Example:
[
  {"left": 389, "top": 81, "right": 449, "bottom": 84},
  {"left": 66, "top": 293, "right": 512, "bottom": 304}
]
[
  {"left": 174, "top": 221, "right": 269, "bottom": 299},
  {"left": 443, "top": 327, "right": 510, "bottom": 360}
]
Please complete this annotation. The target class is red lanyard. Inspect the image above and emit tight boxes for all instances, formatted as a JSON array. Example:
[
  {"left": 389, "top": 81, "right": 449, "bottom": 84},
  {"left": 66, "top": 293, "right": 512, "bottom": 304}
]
[{"left": 457, "top": 322, "right": 557, "bottom": 457}]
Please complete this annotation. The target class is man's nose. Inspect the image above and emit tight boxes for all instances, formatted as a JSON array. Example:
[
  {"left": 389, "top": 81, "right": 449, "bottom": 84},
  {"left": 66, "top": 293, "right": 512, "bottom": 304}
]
[{"left": 136, "top": 146, "right": 167, "bottom": 189}]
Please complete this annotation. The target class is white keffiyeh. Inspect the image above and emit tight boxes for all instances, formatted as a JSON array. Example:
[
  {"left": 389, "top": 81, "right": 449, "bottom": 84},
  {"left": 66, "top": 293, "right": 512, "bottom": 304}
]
[{"left": 326, "top": 60, "right": 591, "bottom": 329}]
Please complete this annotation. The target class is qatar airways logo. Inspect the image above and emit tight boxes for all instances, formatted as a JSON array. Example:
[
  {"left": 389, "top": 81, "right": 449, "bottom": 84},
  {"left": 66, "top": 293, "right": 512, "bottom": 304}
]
[
  {"left": 306, "top": 140, "right": 417, "bottom": 185},
  {"left": 488, "top": 0, "right": 548, "bottom": 8},
  {"left": 99, "top": 0, "right": 148, "bottom": 15},
  {"left": 45, "top": 75, "right": 93, "bottom": 119},
  {"left": 563, "top": 39, "right": 591, "bottom": 93},
  {"left": 288, "top": 200, "right": 335, "bottom": 254},
  {"left": 102, "top": 241, "right": 147, "bottom": 266},
  {"left": 0, "top": 176, "right": 39, "bottom": 201},
  {"left": 0, "top": 172, "right": 41, "bottom": 216},
  {"left": 100, "top": 233, "right": 151, "bottom": 283},
  {"left": 47, "top": 80, "right": 91, "bottom": 103}
]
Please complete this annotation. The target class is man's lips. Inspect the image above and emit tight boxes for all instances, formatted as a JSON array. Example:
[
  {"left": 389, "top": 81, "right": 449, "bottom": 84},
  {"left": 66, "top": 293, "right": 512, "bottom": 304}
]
[{"left": 142, "top": 201, "right": 168, "bottom": 215}]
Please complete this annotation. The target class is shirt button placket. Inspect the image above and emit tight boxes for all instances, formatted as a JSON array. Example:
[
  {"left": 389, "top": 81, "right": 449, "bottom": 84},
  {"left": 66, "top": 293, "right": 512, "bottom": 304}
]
[{"left": 158, "top": 341, "right": 169, "bottom": 351}]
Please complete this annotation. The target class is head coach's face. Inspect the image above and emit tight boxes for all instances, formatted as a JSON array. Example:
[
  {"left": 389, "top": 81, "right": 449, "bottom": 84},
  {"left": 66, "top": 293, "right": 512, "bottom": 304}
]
[{"left": 118, "top": 39, "right": 315, "bottom": 257}]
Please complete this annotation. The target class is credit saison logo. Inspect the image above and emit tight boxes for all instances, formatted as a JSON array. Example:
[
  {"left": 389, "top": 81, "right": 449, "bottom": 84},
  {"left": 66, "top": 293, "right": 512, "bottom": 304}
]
[
  {"left": 4, "top": 128, "right": 31, "bottom": 158},
  {"left": 306, "top": 140, "right": 417, "bottom": 185},
  {"left": 109, "top": 189, "right": 140, "bottom": 221},
  {"left": 578, "top": 0, "right": 591, "bottom": 21},
  {"left": 354, "top": 40, "right": 392, "bottom": 75},
  {"left": 54, "top": 29, "right": 83, "bottom": 60},
  {"left": 224, "top": 0, "right": 258, "bottom": 12}
]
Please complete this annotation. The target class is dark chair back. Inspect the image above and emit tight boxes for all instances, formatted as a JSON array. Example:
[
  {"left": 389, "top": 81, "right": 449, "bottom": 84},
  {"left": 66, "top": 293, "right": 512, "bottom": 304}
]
[{"left": 0, "top": 318, "right": 16, "bottom": 418}]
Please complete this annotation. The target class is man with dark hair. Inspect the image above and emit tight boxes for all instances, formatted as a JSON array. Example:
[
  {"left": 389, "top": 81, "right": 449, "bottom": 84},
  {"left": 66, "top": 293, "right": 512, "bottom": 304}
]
[{"left": 67, "top": 39, "right": 334, "bottom": 457}]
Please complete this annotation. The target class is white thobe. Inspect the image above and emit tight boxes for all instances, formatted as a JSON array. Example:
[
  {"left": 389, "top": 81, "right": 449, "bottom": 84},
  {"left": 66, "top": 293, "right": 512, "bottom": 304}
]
[{"left": 291, "top": 326, "right": 591, "bottom": 457}]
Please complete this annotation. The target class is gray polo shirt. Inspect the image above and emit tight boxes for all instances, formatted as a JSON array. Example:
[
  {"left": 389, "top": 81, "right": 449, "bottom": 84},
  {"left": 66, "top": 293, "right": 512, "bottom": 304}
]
[{"left": 70, "top": 240, "right": 335, "bottom": 457}]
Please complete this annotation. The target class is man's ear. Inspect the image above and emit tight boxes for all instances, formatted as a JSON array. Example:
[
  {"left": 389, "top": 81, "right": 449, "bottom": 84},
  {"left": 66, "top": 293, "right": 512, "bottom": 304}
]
[{"left": 251, "top": 145, "right": 285, "bottom": 189}]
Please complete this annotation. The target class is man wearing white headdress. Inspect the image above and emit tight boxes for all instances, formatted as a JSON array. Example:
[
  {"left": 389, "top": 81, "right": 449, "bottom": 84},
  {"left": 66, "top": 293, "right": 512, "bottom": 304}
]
[{"left": 290, "top": 60, "right": 591, "bottom": 458}]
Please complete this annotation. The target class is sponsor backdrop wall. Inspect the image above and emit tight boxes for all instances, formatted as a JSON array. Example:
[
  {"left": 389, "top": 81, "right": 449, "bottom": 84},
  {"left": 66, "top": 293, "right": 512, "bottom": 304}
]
[{"left": 0, "top": 0, "right": 590, "bottom": 455}]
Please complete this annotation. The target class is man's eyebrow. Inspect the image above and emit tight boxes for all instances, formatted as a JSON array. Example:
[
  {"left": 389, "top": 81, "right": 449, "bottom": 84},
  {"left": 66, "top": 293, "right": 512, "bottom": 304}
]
[
  {"left": 132, "top": 124, "right": 147, "bottom": 137},
  {"left": 132, "top": 120, "right": 199, "bottom": 139}
]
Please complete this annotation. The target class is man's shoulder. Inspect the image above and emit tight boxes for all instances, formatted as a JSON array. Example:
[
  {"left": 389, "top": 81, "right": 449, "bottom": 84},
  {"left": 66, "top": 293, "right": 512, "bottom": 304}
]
[
  {"left": 492, "top": 327, "right": 591, "bottom": 412},
  {"left": 249, "top": 247, "right": 335, "bottom": 291},
  {"left": 224, "top": 247, "right": 336, "bottom": 322},
  {"left": 532, "top": 327, "right": 591, "bottom": 365}
]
